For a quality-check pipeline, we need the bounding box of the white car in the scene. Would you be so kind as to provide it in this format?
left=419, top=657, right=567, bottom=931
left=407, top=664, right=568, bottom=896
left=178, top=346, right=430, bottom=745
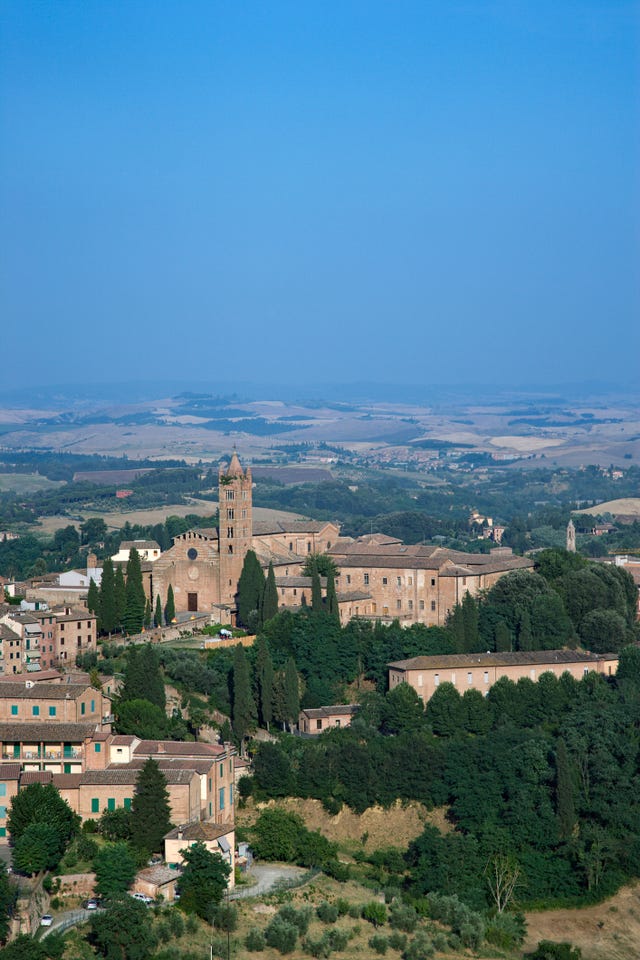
left=40, top=915, right=53, bottom=927
left=131, top=892, right=154, bottom=904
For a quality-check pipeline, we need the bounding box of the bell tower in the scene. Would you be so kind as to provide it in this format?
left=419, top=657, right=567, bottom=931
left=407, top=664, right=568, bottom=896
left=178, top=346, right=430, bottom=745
left=218, top=452, right=253, bottom=608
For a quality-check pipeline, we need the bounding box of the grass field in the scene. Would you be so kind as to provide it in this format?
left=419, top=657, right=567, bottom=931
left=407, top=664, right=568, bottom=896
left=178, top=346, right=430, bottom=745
left=0, top=472, right=64, bottom=493
left=575, top=498, right=640, bottom=516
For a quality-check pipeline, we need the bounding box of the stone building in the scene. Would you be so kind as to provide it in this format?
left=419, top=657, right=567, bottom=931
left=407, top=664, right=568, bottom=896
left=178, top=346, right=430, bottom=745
left=388, top=649, right=619, bottom=703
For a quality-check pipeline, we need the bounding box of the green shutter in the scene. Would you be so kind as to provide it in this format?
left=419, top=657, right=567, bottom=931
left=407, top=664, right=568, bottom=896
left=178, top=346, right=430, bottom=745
left=10, top=705, right=17, bottom=716
left=107, top=798, right=116, bottom=811
left=64, top=763, right=72, bottom=774
left=49, top=706, right=56, bottom=717
left=124, top=798, right=131, bottom=810
left=91, top=798, right=100, bottom=813
left=95, top=743, right=101, bottom=753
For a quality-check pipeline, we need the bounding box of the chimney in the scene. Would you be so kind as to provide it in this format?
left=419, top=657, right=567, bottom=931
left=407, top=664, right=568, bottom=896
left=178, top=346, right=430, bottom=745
left=177, top=828, right=183, bottom=841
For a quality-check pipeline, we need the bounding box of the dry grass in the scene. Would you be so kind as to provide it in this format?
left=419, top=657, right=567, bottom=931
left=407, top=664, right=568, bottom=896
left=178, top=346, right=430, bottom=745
left=574, top=498, right=640, bottom=516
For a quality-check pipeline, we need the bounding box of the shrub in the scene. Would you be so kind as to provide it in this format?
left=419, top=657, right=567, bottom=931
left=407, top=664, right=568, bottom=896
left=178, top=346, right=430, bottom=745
left=316, top=901, right=339, bottom=924
left=245, top=928, right=266, bottom=951
left=323, top=859, right=350, bottom=882
left=265, top=917, right=299, bottom=953
left=167, top=909, right=185, bottom=938
left=363, top=902, right=387, bottom=927
left=485, top=911, right=527, bottom=949
left=348, top=904, right=362, bottom=919
left=326, top=928, right=348, bottom=951
left=388, top=932, right=408, bottom=951
left=335, top=898, right=350, bottom=916
left=277, top=904, right=312, bottom=936
left=213, top=903, right=238, bottom=932
left=369, top=934, right=389, bottom=954
left=403, top=932, right=435, bottom=960
left=321, top=796, right=342, bottom=816
left=303, top=934, right=332, bottom=958
left=526, top=942, right=582, bottom=960
left=389, top=902, right=418, bottom=933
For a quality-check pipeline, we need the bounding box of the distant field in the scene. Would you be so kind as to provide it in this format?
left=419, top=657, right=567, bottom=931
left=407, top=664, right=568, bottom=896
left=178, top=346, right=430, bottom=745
left=0, top=472, right=64, bottom=493
left=35, top=499, right=306, bottom=535
left=575, top=498, right=640, bottom=516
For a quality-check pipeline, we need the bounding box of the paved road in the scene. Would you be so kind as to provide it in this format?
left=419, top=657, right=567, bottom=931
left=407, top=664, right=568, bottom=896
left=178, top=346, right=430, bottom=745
left=41, top=907, right=102, bottom=938
left=231, top=864, right=307, bottom=899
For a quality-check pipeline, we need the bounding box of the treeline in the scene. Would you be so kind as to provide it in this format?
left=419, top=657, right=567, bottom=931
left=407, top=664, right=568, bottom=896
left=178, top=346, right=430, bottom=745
left=246, top=647, right=640, bottom=909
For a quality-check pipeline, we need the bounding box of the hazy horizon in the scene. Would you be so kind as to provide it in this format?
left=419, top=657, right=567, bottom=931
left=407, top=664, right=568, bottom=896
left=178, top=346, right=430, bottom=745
left=2, top=1, right=638, bottom=391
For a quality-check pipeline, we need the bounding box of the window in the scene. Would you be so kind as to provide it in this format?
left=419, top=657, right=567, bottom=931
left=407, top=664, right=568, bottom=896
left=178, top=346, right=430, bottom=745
left=227, top=508, right=234, bottom=520
left=382, top=577, right=388, bottom=585
left=316, top=719, right=322, bottom=730
left=10, top=705, right=17, bottom=716
left=208, top=778, right=212, bottom=792
left=484, top=671, right=489, bottom=684
left=225, top=490, right=234, bottom=501
left=49, top=706, right=56, bottom=717
left=434, top=674, right=439, bottom=687
left=229, top=760, right=233, bottom=774
left=408, top=577, right=413, bottom=586
left=229, top=784, right=234, bottom=806
left=462, top=577, right=467, bottom=586
left=0, top=784, right=5, bottom=797
left=419, top=600, right=425, bottom=610
left=346, top=575, right=351, bottom=585
left=91, top=798, right=100, bottom=813
left=219, top=763, right=224, bottom=778
left=408, top=600, right=413, bottom=610
left=227, top=527, right=234, bottom=538
left=396, top=600, right=401, bottom=610
left=467, top=672, right=473, bottom=684
left=397, top=576, right=402, bottom=586
left=81, top=702, right=85, bottom=715
left=530, top=669, right=536, bottom=680
left=90, top=700, right=95, bottom=712
left=107, top=798, right=116, bottom=811
left=32, top=706, right=40, bottom=717
left=242, top=490, right=248, bottom=500
left=241, top=509, right=247, bottom=519
left=95, top=743, right=101, bottom=753
left=124, top=798, right=131, bottom=810
left=418, top=674, right=423, bottom=687
left=363, top=573, right=369, bottom=585
left=0, top=807, right=6, bottom=819
left=307, top=542, right=311, bottom=552
left=431, top=601, right=436, bottom=611
left=219, top=787, right=225, bottom=811
left=431, top=578, right=436, bottom=587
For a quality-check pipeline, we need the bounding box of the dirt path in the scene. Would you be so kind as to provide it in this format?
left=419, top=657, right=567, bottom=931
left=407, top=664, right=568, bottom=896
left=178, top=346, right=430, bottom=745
left=524, top=883, right=640, bottom=960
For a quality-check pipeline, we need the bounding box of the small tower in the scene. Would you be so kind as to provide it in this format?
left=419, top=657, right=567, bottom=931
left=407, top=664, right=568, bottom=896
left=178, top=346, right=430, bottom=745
left=566, top=518, right=576, bottom=553
left=218, top=452, right=253, bottom=607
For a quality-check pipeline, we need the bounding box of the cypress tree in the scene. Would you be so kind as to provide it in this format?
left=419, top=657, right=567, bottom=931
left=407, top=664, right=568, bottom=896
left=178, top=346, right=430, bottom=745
left=154, top=594, right=163, bottom=628
left=555, top=737, right=575, bottom=841
left=237, top=550, right=265, bottom=629
left=143, top=597, right=152, bottom=629
left=121, top=644, right=165, bottom=709
left=300, top=591, right=307, bottom=607
left=326, top=569, right=339, bottom=620
left=449, top=604, right=466, bottom=652
left=87, top=577, right=100, bottom=622
left=461, top=591, right=479, bottom=652
left=164, top=584, right=175, bottom=624
left=131, top=758, right=172, bottom=856
left=283, top=657, right=300, bottom=731
left=517, top=609, right=533, bottom=651
left=262, top=562, right=279, bottom=624
left=124, top=548, right=146, bottom=635
left=232, top=644, right=257, bottom=745
left=495, top=620, right=511, bottom=652
left=255, top=637, right=274, bottom=729
left=99, top=559, right=116, bottom=635
left=114, top=566, right=126, bottom=632
left=311, top=567, right=323, bottom=613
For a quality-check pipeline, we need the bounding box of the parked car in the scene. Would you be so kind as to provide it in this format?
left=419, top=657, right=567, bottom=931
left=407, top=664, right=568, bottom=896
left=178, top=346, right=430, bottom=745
left=84, top=899, right=99, bottom=910
left=40, top=915, right=53, bottom=927
left=131, top=892, right=154, bottom=904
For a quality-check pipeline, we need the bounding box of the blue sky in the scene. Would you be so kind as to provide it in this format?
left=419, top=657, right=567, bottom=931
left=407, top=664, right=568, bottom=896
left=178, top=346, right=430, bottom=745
left=1, top=1, right=638, bottom=391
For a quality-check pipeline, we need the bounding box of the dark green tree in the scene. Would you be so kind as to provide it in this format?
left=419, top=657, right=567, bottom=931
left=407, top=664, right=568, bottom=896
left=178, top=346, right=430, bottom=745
left=81, top=517, right=108, bottom=545
left=99, top=558, right=116, bottom=634
left=7, top=782, right=79, bottom=848
left=301, top=554, right=338, bottom=578
left=237, top=550, right=265, bottom=630
left=177, top=841, right=231, bottom=920
left=461, top=591, right=480, bottom=652
left=114, top=565, right=126, bottom=631
left=232, top=643, right=257, bottom=743
left=255, top=636, right=274, bottom=729
left=262, top=562, right=279, bottom=623
left=326, top=568, right=339, bottom=619
left=13, top=823, right=63, bottom=875
left=0, top=862, right=14, bottom=944
left=94, top=841, right=136, bottom=898
left=311, top=567, right=323, bottom=613
left=555, top=737, right=575, bottom=842
left=124, top=547, right=146, bottom=634
left=517, top=608, right=533, bottom=651
left=120, top=644, right=165, bottom=709
left=90, top=897, right=156, bottom=960
left=131, top=759, right=173, bottom=856
left=154, top=594, right=163, bottom=628
left=382, top=683, right=425, bottom=735
left=283, top=657, right=300, bottom=731
left=164, top=583, right=175, bottom=624
left=143, top=597, right=152, bottom=629
left=115, top=699, right=168, bottom=739
left=495, top=619, right=512, bottom=652
left=87, top=577, right=100, bottom=620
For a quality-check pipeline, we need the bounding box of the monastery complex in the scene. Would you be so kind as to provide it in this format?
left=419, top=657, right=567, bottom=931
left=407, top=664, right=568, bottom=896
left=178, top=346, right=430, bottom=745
left=148, top=453, right=533, bottom=627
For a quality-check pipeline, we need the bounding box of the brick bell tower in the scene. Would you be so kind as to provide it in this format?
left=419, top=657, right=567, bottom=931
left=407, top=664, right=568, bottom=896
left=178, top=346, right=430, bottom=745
left=218, top=451, right=253, bottom=609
